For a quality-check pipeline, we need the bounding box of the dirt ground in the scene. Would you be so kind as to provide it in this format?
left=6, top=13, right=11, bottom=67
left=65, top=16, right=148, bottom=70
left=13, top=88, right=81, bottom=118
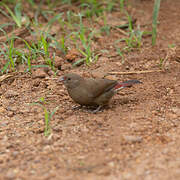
left=0, top=0, right=180, bottom=179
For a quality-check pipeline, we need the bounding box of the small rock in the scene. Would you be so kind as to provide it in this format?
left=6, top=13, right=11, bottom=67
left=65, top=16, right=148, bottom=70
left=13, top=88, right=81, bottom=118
left=7, top=111, right=14, bottom=117
left=43, top=145, right=51, bottom=152
left=96, top=167, right=111, bottom=175
left=43, top=67, right=50, bottom=73
left=32, top=79, right=41, bottom=87
left=56, top=49, right=63, bottom=57
left=65, top=48, right=79, bottom=62
left=123, top=135, right=142, bottom=143
left=48, top=47, right=56, bottom=57
left=1, top=120, right=8, bottom=127
left=108, top=161, right=115, bottom=167
left=167, top=112, right=178, bottom=119
left=164, top=61, right=170, bottom=70
left=12, top=151, right=19, bottom=158
left=53, top=125, right=62, bottom=133
left=4, top=90, right=19, bottom=98
left=54, top=56, right=63, bottom=69
left=98, top=56, right=109, bottom=62
left=171, top=107, right=180, bottom=116
left=123, top=172, right=133, bottom=179
left=32, top=68, right=47, bottom=78
left=48, top=70, right=54, bottom=76
left=0, top=107, right=5, bottom=113
left=7, top=106, right=18, bottom=112
left=105, top=75, right=117, bottom=80
left=61, top=63, right=72, bottom=71
left=92, top=71, right=105, bottom=78
left=17, top=64, right=26, bottom=72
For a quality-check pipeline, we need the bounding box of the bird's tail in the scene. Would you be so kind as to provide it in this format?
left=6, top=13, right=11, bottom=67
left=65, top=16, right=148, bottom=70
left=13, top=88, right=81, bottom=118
left=114, top=80, right=142, bottom=91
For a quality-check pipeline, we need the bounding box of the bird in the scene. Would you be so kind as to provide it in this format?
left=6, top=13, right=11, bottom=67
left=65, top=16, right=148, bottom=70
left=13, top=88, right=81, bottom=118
left=59, top=73, right=142, bottom=112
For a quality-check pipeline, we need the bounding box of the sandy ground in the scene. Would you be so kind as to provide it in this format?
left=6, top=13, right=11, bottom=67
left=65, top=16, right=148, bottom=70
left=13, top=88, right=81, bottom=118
left=0, top=0, right=180, bottom=179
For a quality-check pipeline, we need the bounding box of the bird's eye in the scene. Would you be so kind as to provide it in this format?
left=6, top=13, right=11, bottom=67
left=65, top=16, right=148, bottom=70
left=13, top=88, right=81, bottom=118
left=67, top=77, right=71, bottom=80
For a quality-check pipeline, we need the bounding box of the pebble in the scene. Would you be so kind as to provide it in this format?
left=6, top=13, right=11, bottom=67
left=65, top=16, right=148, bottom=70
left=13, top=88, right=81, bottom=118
left=7, top=111, right=14, bottom=117
left=4, top=90, right=19, bottom=98
left=12, top=151, right=19, bottom=158
left=65, top=48, right=79, bottom=62
left=123, top=135, right=142, bottom=143
left=98, top=56, right=109, bottom=62
left=61, top=63, right=72, bottom=71
left=171, top=107, right=180, bottom=116
left=92, top=71, right=105, bottom=78
left=54, top=56, right=63, bottom=69
left=32, top=68, right=47, bottom=78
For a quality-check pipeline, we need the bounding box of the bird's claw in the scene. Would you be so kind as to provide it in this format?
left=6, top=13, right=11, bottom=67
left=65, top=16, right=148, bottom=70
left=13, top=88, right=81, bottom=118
left=71, top=105, right=83, bottom=110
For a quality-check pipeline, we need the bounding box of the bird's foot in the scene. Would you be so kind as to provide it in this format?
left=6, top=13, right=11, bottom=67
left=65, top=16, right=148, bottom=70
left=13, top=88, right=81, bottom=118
left=71, top=105, right=104, bottom=113
left=93, top=105, right=103, bottom=113
left=86, top=105, right=103, bottom=114
left=71, top=105, right=83, bottom=110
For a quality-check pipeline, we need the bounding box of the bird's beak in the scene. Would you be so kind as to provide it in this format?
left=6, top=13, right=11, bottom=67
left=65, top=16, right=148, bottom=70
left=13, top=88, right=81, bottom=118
left=58, top=76, right=65, bottom=82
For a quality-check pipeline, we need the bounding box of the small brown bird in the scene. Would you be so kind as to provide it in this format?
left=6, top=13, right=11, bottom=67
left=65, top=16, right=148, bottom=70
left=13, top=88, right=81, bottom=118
left=59, top=73, right=142, bottom=112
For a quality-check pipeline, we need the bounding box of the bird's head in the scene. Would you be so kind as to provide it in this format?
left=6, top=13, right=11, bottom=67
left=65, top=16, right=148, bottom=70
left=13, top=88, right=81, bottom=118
left=59, top=73, right=83, bottom=89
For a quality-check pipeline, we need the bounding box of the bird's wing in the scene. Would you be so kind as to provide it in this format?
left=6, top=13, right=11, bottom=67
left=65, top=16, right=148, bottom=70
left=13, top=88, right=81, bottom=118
left=83, top=78, right=117, bottom=98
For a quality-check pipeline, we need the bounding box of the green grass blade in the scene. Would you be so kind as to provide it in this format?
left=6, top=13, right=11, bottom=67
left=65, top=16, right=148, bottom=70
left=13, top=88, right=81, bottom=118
left=14, top=2, right=22, bottom=24
left=120, top=0, right=125, bottom=11
left=125, top=11, right=133, bottom=32
left=152, top=0, right=161, bottom=46
left=0, top=2, right=22, bottom=28
left=44, top=108, right=50, bottom=136
left=46, top=13, right=63, bottom=29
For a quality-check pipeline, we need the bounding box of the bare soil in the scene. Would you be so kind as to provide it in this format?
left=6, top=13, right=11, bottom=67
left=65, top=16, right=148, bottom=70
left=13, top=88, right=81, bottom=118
left=0, top=0, right=180, bottom=179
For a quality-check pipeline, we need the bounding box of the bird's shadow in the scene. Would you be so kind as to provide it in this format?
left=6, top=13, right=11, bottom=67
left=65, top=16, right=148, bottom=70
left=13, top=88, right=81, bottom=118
left=71, top=105, right=103, bottom=113
left=70, top=97, right=138, bottom=113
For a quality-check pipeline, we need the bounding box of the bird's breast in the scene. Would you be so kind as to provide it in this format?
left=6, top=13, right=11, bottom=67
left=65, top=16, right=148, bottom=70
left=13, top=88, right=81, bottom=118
left=67, top=87, right=95, bottom=106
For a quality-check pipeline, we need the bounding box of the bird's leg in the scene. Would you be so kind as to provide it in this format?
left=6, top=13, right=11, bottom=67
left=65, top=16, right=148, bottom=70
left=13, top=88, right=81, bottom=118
left=71, top=104, right=83, bottom=110
left=92, top=105, right=103, bottom=113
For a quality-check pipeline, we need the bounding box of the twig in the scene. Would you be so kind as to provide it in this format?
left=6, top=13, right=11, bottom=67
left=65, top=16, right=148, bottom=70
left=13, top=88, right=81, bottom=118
left=108, top=70, right=163, bottom=75
left=0, top=74, right=14, bottom=82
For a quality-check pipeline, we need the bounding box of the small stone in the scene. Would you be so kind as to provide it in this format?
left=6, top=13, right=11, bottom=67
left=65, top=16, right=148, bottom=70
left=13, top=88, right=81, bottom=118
left=54, top=56, right=63, bottom=69
left=65, top=48, right=79, bottom=62
left=48, top=47, right=56, bottom=58
left=96, top=167, right=111, bottom=175
left=98, top=56, right=109, bottom=62
left=33, top=79, right=41, bottom=87
left=167, top=112, right=178, bottom=119
left=12, top=151, right=19, bottom=158
left=0, top=107, right=5, bottom=113
left=43, top=145, right=51, bottom=152
left=108, top=161, right=115, bottom=167
left=171, top=107, right=180, bottom=116
left=48, top=70, right=54, bottom=76
left=7, top=111, right=14, bottom=117
left=4, top=90, right=19, bottom=98
left=123, top=135, right=142, bottom=143
left=92, top=71, right=105, bottom=78
left=32, top=68, right=47, bottom=78
left=105, top=75, right=117, bottom=80
left=1, top=120, right=8, bottom=127
left=7, top=106, right=17, bottom=112
left=61, top=63, right=72, bottom=71
left=43, top=67, right=50, bottom=73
